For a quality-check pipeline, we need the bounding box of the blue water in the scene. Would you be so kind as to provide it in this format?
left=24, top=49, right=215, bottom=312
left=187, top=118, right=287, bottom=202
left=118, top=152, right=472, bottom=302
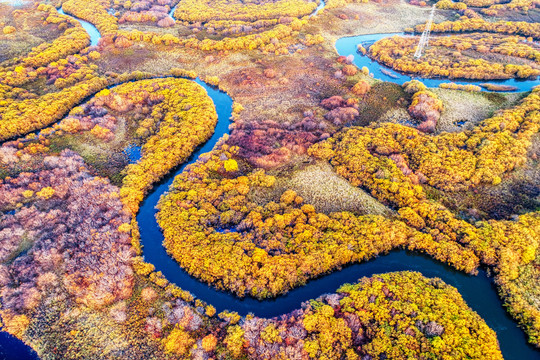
left=123, top=144, right=142, bottom=164
left=133, top=79, right=539, bottom=359
left=310, top=0, right=325, bottom=17
left=168, top=2, right=177, bottom=18
left=57, top=8, right=101, bottom=46
left=0, top=331, right=39, bottom=360
left=335, top=33, right=540, bottom=92
left=2, top=3, right=539, bottom=359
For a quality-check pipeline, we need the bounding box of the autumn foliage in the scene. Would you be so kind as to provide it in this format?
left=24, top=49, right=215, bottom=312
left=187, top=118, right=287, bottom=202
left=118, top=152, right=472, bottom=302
left=0, top=77, right=108, bottom=141
left=369, top=32, right=540, bottom=80
left=119, top=78, right=218, bottom=215
left=156, top=143, right=482, bottom=299
left=0, top=149, right=134, bottom=325
left=226, top=272, right=502, bottom=359
left=309, top=88, right=540, bottom=346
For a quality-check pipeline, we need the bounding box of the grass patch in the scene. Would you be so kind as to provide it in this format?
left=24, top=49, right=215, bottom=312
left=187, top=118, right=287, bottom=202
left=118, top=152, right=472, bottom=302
left=280, top=161, right=392, bottom=216
left=356, top=82, right=409, bottom=125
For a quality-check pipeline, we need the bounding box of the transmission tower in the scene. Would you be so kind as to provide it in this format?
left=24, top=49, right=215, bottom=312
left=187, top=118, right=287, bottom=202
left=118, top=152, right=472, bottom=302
left=414, top=4, right=436, bottom=59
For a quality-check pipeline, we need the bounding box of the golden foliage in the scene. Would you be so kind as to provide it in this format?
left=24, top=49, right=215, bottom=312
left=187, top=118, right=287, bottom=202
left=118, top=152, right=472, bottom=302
left=309, top=88, right=540, bottom=345
left=2, top=26, right=16, bottom=34
left=62, top=0, right=118, bottom=35
left=201, top=334, right=218, bottom=351
left=36, top=186, right=55, bottom=199
left=157, top=144, right=480, bottom=299
left=0, top=76, right=108, bottom=141
left=118, top=78, right=218, bottom=215
left=163, top=325, right=194, bottom=355
left=1, top=314, right=30, bottom=339
left=369, top=33, right=540, bottom=80
left=336, top=272, right=503, bottom=359
left=225, top=325, right=246, bottom=357
left=173, top=0, right=317, bottom=23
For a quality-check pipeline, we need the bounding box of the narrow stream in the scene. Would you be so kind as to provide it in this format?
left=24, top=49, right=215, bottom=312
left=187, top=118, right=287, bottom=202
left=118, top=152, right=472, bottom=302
left=57, top=8, right=101, bottom=46
left=136, top=81, right=540, bottom=360
left=1, top=2, right=539, bottom=359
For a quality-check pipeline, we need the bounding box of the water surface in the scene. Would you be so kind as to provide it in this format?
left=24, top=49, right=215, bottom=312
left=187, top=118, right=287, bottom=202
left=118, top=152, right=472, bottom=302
left=0, top=331, right=39, bottom=360
left=57, top=8, right=101, bottom=46
left=335, top=33, right=540, bottom=92
left=2, top=5, right=540, bottom=360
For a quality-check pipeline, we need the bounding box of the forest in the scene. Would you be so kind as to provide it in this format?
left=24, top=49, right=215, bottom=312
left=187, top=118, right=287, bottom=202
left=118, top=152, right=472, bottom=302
left=0, top=0, right=539, bottom=358
left=369, top=32, right=540, bottom=80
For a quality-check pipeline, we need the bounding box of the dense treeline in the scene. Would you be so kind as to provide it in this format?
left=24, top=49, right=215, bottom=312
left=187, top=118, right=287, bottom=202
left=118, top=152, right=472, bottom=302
left=439, top=82, right=482, bottom=91
left=62, top=0, right=118, bottom=35
left=0, top=76, right=108, bottom=141
left=173, top=0, right=317, bottom=23
left=311, top=87, right=540, bottom=192
left=19, top=6, right=90, bottom=68
left=333, top=272, right=502, bottom=359
left=414, top=18, right=540, bottom=39
left=309, top=88, right=540, bottom=346
left=157, top=144, right=480, bottom=299
left=0, top=148, right=220, bottom=359
left=465, top=0, right=538, bottom=16
left=41, top=0, right=334, bottom=54
left=103, top=0, right=327, bottom=53
left=113, top=19, right=304, bottom=53
left=497, top=244, right=540, bottom=346
left=369, top=33, right=540, bottom=80
left=0, top=150, right=134, bottom=332
left=119, top=78, right=218, bottom=215
left=216, top=272, right=502, bottom=359
left=0, top=4, right=90, bottom=87
left=2, top=131, right=504, bottom=358
left=441, top=0, right=537, bottom=12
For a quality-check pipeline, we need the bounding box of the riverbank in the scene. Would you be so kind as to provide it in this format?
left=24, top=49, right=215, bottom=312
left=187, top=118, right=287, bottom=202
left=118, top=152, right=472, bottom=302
left=2, top=1, right=540, bottom=359
left=335, top=33, right=540, bottom=92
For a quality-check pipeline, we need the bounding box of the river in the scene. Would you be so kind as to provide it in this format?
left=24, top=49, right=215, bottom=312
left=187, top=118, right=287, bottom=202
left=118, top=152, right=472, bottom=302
left=57, top=8, right=101, bottom=46
left=335, top=33, right=540, bottom=92
left=136, top=82, right=540, bottom=360
left=1, top=1, right=540, bottom=359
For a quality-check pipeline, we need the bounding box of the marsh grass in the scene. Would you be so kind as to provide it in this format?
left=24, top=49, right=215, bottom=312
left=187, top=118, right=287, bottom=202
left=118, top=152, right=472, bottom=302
left=356, top=82, right=410, bottom=125
left=434, top=88, right=522, bottom=133
left=378, top=107, right=416, bottom=127
left=279, top=161, right=392, bottom=216
left=316, top=0, right=450, bottom=41
left=0, top=6, right=65, bottom=64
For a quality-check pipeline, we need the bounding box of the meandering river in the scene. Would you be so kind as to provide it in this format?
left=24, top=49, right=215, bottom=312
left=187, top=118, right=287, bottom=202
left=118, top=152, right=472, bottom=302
left=57, top=8, right=101, bottom=46
left=335, top=33, right=540, bottom=92
left=136, top=81, right=540, bottom=360
left=1, top=1, right=540, bottom=359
